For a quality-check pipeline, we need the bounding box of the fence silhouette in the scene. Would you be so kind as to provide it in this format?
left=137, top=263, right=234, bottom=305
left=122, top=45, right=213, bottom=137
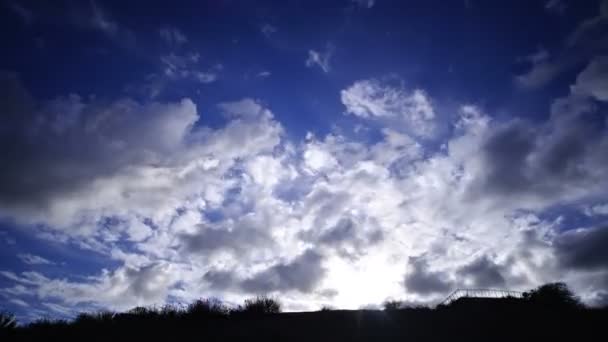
left=440, top=289, right=523, bottom=305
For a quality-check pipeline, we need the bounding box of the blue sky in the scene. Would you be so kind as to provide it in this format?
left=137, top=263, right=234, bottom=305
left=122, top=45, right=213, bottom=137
left=1, top=0, right=608, bottom=322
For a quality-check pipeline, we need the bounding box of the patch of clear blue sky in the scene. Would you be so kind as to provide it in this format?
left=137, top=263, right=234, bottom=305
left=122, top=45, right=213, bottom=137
left=0, top=1, right=598, bottom=137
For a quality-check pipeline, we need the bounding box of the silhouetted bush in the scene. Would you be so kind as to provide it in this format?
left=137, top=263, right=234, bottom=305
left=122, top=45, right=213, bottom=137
left=186, top=298, right=228, bottom=318
left=124, top=306, right=161, bottom=319
left=522, top=282, right=582, bottom=309
left=383, top=300, right=403, bottom=311
left=158, top=304, right=183, bottom=320
left=319, top=305, right=335, bottom=311
left=233, top=295, right=281, bottom=315
left=0, top=311, right=16, bottom=330
left=8, top=284, right=608, bottom=342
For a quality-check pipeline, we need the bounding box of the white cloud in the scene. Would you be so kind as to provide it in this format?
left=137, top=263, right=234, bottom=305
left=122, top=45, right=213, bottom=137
left=10, top=298, right=29, bottom=307
left=572, top=56, right=608, bottom=101
left=1, top=61, right=608, bottom=318
left=141, top=54, right=220, bottom=97
left=306, top=45, right=334, bottom=73
left=341, top=79, right=436, bottom=138
left=2, top=263, right=178, bottom=311
left=584, top=203, right=608, bottom=216
left=517, top=2, right=608, bottom=89
left=257, top=71, right=272, bottom=78
left=17, top=254, right=55, bottom=265
left=515, top=59, right=564, bottom=89
left=160, top=53, right=221, bottom=84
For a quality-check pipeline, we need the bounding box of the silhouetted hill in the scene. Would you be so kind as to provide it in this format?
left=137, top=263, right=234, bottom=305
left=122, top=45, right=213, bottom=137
left=2, top=285, right=607, bottom=341
left=3, top=306, right=607, bottom=342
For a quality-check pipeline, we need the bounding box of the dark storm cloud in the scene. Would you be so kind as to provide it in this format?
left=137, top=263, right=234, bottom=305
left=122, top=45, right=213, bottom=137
left=123, top=263, right=173, bottom=301
left=0, top=72, right=94, bottom=209
left=202, top=250, right=327, bottom=294
left=299, top=216, right=384, bottom=260
left=203, top=269, right=238, bottom=290
left=0, top=72, right=197, bottom=221
left=403, top=256, right=453, bottom=296
left=480, top=121, right=536, bottom=194
left=318, top=217, right=383, bottom=246
left=318, top=217, right=359, bottom=245
left=179, top=224, right=273, bottom=256
left=592, top=291, right=608, bottom=307
left=554, top=226, right=608, bottom=271
left=318, top=288, right=339, bottom=299
left=473, top=107, right=607, bottom=203
left=241, top=249, right=326, bottom=293
left=457, top=255, right=506, bottom=288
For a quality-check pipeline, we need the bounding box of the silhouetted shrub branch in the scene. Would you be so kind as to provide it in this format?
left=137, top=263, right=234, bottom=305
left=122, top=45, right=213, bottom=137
left=0, top=311, right=16, bottom=330
left=232, top=295, right=282, bottom=315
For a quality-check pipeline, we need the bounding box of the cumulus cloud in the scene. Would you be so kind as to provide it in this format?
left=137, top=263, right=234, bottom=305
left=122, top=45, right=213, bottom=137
left=554, top=226, right=608, bottom=271
left=1, top=50, right=608, bottom=317
left=341, top=79, right=436, bottom=138
left=515, top=59, right=565, bottom=89
left=457, top=255, right=506, bottom=288
left=0, top=72, right=200, bottom=231
left=241, top=250, right=326, bottom=293
left=467, top=79, right=608, bottom=209
left=584, top=203, right=608, bottom=216
left=572, top=56, right=608, bottom=101
left=517, top=1, right=608, bottom=89
left=179, top=223, right=274, bottom=258
left=404, top=256, right=453, bottom=296
left=0, top=73, right=283, bottom=250
left=1, top=263, right=177, bottom=311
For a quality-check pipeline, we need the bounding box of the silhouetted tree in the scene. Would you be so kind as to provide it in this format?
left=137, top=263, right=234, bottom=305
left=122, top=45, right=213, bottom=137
left=522, top=282, right=582, bottom=309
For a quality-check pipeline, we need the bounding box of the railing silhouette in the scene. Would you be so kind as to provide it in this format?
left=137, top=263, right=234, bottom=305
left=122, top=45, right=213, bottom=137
left=440, top=288, right=523, bottom=305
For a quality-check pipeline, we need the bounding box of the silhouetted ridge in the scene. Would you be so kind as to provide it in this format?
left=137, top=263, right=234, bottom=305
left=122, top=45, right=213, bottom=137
left=1, top=283, right=606, bottom=341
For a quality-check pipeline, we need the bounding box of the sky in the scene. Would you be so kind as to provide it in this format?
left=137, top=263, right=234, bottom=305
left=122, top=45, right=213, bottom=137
left=1, top=0, right=608, bottom=322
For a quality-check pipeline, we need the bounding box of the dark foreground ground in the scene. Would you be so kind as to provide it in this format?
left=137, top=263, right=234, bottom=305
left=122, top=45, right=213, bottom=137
left=3, top=299, right=607, bottom=342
